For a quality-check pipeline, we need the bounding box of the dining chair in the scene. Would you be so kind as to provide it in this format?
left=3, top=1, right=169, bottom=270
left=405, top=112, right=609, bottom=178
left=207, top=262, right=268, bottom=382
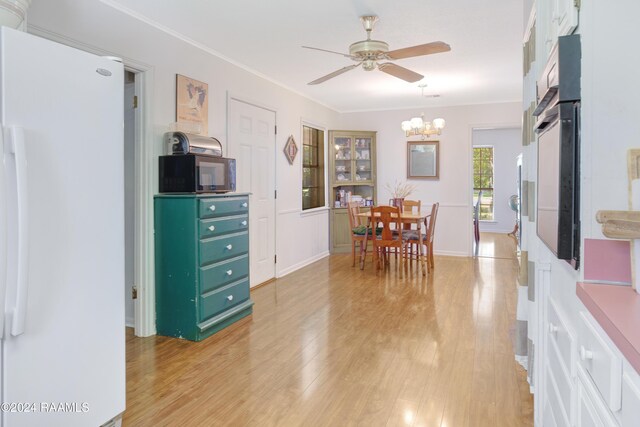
left=473, top=191, right=483, bottom=245
left=347, top=201, right=373, bottom=268
left=402, top=199, right=421, bottom=261
left=403, top=202, right=440, bottom=270
left=371, top=205, right=405, bottom=270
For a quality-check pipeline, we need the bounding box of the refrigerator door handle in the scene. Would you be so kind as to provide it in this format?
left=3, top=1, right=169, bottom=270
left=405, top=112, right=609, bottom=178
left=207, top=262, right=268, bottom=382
left=6, top=127, right=29, bottom=336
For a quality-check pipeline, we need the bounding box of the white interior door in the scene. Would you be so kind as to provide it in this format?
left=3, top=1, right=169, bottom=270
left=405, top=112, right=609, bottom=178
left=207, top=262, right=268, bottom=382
left=228, top=98, right=276, bottom=287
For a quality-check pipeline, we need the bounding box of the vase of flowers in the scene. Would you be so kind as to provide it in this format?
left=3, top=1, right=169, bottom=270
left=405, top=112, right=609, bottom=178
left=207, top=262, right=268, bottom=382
left=385, top=180, right=416, bottom=212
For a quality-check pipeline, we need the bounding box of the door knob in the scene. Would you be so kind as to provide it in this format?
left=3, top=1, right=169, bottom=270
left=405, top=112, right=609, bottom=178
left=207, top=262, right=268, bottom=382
left=242, top=202, right=248, bottom=208
left=241, top=220, right=247, bottom=226
left=209, top=205, right=216, bottom=211
left=226, top=244, right=233, bottom=250
left=227, top=295, right=234, bottom=301
left=226, top=270, right=233, bottom=276
left=549, top=323, right=559, bottom=334
left=208, top=225, right=216, bottom=231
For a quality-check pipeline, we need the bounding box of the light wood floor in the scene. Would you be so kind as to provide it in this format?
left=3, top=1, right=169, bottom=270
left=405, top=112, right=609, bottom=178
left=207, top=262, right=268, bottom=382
left=124, top=254, right=533, bottom=427
left=475, top=232, right=518, bottom=260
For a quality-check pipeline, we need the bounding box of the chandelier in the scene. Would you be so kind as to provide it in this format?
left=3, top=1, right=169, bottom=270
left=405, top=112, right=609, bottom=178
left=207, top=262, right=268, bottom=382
left=401, top=114, right=445, bottom=139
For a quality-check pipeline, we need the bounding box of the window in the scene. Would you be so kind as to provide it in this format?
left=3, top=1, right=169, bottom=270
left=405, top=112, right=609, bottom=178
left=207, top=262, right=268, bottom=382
left=302, top=125, right=325, bottom=210
left=473, top=146, right=494, bottom=220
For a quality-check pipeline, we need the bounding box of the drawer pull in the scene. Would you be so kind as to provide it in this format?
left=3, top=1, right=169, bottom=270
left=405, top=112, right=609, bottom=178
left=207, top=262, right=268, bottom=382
left=208, top=225, right=216, bottom=232
left=241, top=202, right=248, bottom=208
left=209, top=205, right=216, bottom=211
left=226, top=270, right=233, bottom=276
left=226, top=244, right=233, bottom=250
left=549, top=323, right=559, bottom=334
left=227, top=295, right=234, bottom=301
left=580, top=346, right=594, bottom=361
left=241, top=220, right=247, bottom=226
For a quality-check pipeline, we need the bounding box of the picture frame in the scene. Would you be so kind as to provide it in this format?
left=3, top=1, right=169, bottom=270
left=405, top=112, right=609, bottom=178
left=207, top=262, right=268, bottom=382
left=284, top=135, right=298, bottom=165
left=175, top=74, right=209, bottom=135
left=407, top=141, right=439, bottom=179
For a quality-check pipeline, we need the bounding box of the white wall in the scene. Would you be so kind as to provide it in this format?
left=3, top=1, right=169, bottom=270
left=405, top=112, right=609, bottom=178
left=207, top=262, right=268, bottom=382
left=472, top=127, right=521, bottom=233
left=340, top=102, right=521, bottom=256
left=27, top=0, right=339, bottom=283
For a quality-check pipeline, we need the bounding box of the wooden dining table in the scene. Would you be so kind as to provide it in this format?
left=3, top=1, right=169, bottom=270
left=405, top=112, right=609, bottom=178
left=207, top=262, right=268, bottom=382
left=356, top=211, right=431, bottom=275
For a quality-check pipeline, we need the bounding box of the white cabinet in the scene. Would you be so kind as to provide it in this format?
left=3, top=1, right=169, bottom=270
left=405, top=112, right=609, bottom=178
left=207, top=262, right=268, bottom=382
left=553, top=0, right=579, bottom=37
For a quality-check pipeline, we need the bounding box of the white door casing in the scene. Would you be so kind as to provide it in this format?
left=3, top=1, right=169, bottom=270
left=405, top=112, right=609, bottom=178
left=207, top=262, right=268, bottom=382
left=227, top=97, right=276, bottom=287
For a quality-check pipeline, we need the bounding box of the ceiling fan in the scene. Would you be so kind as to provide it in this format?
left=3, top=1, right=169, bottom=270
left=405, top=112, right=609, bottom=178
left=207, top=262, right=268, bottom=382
left=303, top=15, right=451, bottom=85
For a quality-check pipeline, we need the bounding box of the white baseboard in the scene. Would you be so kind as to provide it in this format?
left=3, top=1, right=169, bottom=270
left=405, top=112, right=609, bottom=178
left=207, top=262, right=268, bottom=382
left=433, top=250, right=468, bottom=257
left=277, top=251, right=330, bottom=278
left=479, top=228, right=514, bottom=234
left=125, top=317, right=135, bottom=328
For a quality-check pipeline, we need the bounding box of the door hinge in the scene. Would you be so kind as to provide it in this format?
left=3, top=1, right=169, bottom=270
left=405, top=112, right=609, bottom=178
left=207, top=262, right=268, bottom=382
left=133, top=95, right=138, bottom=109
left=275, top=125, right=277, bottom=135
left=274, top=254, right=277, bottom=264
left=132, top=285, right=138, bottom=300
left=274, top=189, right=277, bottom=199
left=574, top=0, right=581, bottom=9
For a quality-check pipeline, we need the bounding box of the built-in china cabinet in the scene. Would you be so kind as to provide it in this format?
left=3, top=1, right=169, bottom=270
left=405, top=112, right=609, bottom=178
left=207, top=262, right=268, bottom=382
left=329, top=130, right=377, bottom=253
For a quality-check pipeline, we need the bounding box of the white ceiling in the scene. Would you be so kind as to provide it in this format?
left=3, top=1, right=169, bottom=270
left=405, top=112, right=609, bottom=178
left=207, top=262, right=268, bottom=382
left=104, top=0, right=523, bottom=112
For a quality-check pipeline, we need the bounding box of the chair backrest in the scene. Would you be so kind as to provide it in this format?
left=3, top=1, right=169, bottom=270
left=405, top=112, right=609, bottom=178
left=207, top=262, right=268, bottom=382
left=347, top=201, right=361, bottom=229
left=402, top=199, right=421, bottom=215
left=402, top=199, right=421, bottom=230
left=473, top=191, right=483, bottom=222
left=371, top=205, right=402, bottom=243
left=426, top=202, right=440, bottom=244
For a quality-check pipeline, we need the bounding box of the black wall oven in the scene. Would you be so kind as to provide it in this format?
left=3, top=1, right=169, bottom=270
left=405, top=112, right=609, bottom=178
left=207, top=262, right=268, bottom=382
left=534, top=34, right=581, bottom=269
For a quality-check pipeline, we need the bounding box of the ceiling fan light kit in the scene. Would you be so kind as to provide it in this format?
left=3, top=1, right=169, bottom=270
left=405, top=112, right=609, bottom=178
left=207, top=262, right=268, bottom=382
left=304, top=15, right=451, bottom=85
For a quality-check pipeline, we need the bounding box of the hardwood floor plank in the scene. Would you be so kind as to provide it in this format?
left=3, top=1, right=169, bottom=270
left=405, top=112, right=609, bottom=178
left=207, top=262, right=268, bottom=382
left=123, top=254, right=533, bottom=426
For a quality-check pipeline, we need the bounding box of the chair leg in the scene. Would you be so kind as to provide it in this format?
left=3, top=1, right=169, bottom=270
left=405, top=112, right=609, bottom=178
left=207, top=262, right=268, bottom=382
left=352, top=240, right=356, bottom=267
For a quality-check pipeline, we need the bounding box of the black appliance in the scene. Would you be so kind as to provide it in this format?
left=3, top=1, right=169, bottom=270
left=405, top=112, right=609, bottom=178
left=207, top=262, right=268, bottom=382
left=533, top=34, right=581, bottom=269
left=159, top=154, right=236, bottom=193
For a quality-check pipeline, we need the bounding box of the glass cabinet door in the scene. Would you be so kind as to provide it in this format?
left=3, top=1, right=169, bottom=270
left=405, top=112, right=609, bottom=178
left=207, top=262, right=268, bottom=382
left=334, top=136, right=352, bottom=183
left=353, top=137, right=373, bottom=183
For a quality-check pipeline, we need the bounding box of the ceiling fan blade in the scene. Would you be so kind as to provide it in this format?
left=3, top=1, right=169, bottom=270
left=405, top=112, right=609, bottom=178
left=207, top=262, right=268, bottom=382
left=386, top=41, right=451, bottom=60
left=302, top=46, right=354, bottom=59
left=308, top=64, right=360, bottom=85
left=378, top=63, right=423, bottom=83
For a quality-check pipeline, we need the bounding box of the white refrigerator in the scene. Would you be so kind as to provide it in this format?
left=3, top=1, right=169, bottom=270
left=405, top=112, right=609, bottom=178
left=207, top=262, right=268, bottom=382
left=0, top=27, right=125, bottom=426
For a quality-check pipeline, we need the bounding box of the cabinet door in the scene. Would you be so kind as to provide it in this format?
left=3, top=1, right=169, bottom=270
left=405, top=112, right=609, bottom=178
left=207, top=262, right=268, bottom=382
left=331, top=210, right=352, bottom=252
left=333, top=136, right=352, bottom=184
left=554, top=0, right=578, bottom=37
left=353, top=135, right=374, bottom=184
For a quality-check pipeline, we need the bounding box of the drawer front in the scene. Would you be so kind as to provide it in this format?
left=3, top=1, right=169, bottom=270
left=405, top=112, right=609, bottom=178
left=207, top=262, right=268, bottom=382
left=199, top=232, right=249, bottom=265
left=546, top=366, right=571, bottom=427
left=620, top=372, right=640, bottom=426
left=548, top=340, right=575, bottom=425
left=199, top=279, right=250, bottom=321
left=199, top=255, right=249, bottom=294
left=548, top=298, right=577, bottom=378
left=199, top=197, right=249, bottom=219
left=578, top=380, right=604, bottom=427
left=199, top=215, right=249, bottom=239
left=543, top=400, right=559, bottom=427
left=579, top=311, right=623, bottom=412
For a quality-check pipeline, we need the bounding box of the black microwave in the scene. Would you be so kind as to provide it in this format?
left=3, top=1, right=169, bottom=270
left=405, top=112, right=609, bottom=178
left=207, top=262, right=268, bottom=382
left=159, top=154, right=236, bottom=193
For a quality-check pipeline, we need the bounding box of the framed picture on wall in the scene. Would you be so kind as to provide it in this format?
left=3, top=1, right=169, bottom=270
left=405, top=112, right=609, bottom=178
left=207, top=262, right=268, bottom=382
left=407, top=141, right=439, bottom=179
left=176, top=74, right=209, bottom=135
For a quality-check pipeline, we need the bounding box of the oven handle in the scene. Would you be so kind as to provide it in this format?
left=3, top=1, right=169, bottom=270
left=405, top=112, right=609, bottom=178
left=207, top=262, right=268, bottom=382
left=534, top=104, right=560, bottom=133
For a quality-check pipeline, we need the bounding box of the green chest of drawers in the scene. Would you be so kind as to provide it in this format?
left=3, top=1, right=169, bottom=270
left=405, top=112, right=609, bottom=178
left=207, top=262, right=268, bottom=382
left=154, top=193, right=253, bottom=341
